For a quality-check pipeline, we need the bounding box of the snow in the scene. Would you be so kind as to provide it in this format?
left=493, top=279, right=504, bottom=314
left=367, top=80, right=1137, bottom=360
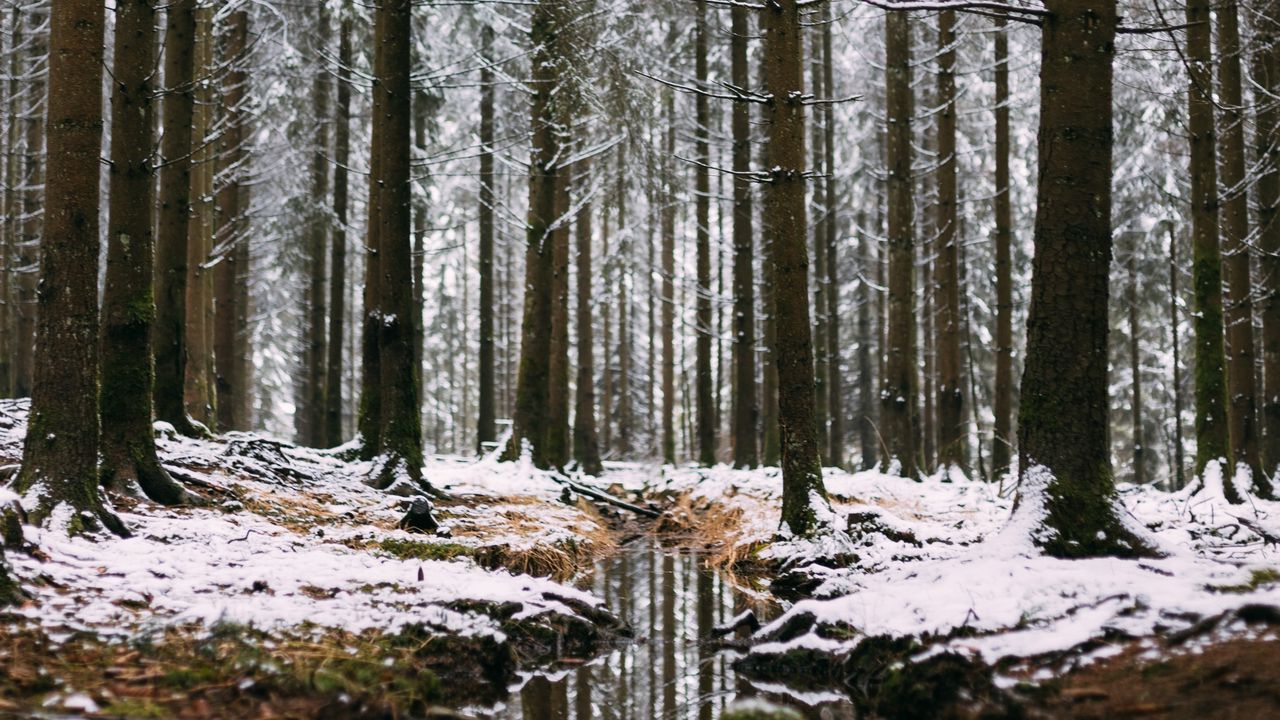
left=0, top=400, right=607, bottom=646
left=624, top=459, right=1280, bottom=676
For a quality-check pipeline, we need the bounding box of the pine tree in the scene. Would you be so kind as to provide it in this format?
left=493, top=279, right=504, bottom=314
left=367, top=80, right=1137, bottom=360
left=934, top=9, right=964, bottom=474
left=1257, top=0, right=1280, bottom=478
left=15, top=0, right=123, bottom=532
left=762, top=0, right=828, bottom=536
left=100, top=0, right=191, bottom=506
left=214, top=9, right=249, bottom=432
left=326, top=10, right=353, bottom=447
left=1017, top=0, right=1153, bottom=558
left=301, top=5, right=333, bottom=447
left=477, top=22, right=497, bottom=453
left=694, top=0, right=715, bottom=467
left=730, top=4, right=757, bottom=469
left=154, top=0, right=199, bottom=436
left=881, top=9, right=918, bottom=477
left=991, top=13, right=1014, bottom=480
left=183, top=5, right=216, bottom=429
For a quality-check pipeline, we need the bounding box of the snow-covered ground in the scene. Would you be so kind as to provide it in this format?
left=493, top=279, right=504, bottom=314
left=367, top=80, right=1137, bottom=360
left=0, top=401, right=611, bottom=648
left=618, top=460, right=1280, bottom=676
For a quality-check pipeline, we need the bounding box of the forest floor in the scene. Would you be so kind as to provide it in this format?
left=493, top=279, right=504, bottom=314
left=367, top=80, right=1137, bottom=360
left=0, top=402, right=1277, bottom=718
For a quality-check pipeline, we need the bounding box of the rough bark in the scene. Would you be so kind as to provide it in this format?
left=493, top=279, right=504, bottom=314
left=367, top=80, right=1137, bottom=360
left=301, top=5, right=332, bottom=447
left=662, top=85, right=676, bottom=465
left=810, top=21, right=829, bottom=465
left=358, top=10, right=384, bottom=458
left=369, top=0, right=425, bottom=490
left=763, top=0, right=828, bottom=536
left=1017, top=0, right=1153, bottom=559
left=100, top=0, right=190, bottom=507
left=1186, top=0, right=1231, bottom=480
left=573, top=162, right=603, bottom=475
left=215, top=10, right=248, bottom=432
left=857, top=212, right=877, bottom=470
left=822, top=10, right=842, bottom=468
left=694, top=0, right=715, bottom=466
left=1217, top=1, right=1267, bottom=494
left=1169, top=224, right=1187, bottom=490
left=477, top=22, right=496, bottom=453
left=881, top=9, right=919, bottom=477
left=183, top=6, right=216, bottom=430
left=546, top=151, right=571, bottom=469
left=991, top=13, right=1014, bottom=480
left=935, top=9, right=965, bottom=474
left=16, top=0, right=124, bottom=533
left=504, top=0, right=560, bottom=469
left=13, top=14, right=43, bottom=400
left=1258, top=1, right=1280, bottom=480
left=730, top=5, right=757, bottom=469
left=154, top=0, right=198, bottom=436
left=326, top=11, right=352, bottom=447
left=1128, top=241, right=1145, bottom=486
left=0, top=5, right=18, bottom=399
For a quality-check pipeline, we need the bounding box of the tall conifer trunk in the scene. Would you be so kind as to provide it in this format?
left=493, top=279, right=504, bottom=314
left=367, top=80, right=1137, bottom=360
left=1017, top=0, right=1153, bottom=558
left=326, top=11, right=352, bottom=447
left=100, top=0, right=190, bottom=506
left=16, top=0, right=123, bottom=532
left=477, top=23, right=497, bottom=453
left=215, top=10, right=249, bottom=432
left=730, top=5, right=757, bottom=469
left=763, top=0, right=828, bottom=536
left=154, top=0, right=198, bottom=436
left=991, top=13, right=1014, bottom=480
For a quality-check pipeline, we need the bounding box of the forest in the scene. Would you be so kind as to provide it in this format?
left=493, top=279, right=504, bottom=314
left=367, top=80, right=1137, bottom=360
left=0, top=0, right=1279, bottom=718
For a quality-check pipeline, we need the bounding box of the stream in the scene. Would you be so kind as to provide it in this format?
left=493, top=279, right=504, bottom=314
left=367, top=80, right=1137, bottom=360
left=472, top=541, right=856, bottom=719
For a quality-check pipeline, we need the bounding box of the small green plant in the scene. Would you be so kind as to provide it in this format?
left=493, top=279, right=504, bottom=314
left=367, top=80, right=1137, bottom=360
left=378, top=538, right=473, bottom=561
left=1209, top=567, right=1280, bottom=594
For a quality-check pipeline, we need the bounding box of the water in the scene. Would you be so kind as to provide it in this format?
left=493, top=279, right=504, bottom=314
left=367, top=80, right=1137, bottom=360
left=474, top=541, right=856, bottom=719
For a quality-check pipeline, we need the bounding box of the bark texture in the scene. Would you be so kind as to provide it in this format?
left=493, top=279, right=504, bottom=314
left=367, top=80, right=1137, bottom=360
left=763, top=0, right=828, bottom=536
left=1017, top=0, right=1153, bottom=558
left=730, top=5, right=757, bottom=469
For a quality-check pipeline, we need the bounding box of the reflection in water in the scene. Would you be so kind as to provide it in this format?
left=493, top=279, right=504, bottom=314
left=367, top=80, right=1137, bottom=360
left=481, top=542, right=855, bottom=719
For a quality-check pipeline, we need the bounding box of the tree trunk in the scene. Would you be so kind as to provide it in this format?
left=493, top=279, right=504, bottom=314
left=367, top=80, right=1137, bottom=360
left=215, top=9, right=248, bottom=432
left=326, top=11, right=352, bottom=447
left=1186, top=0, right=1232, bottom=483
left=100, top=0, right=191, bottom=506
left=358, top=10, right=384, bottom=458
left=1017, top=0, right=1152, bottom=559
left=1168, top=223, right=1187, bottom=489
left=763, top=0, right=828, bottom=536
left=935, top=9, right=964, bottom=474
left=760, top=33, right=780, bottom=469
left=154, top=0, right=198, bottom=436
left=730, top=5, right=757, bottom=469
left=1217, top=1, right=1268, bottom=494
left=504, top=0, right=560, bottom=469
left=573, top=159, right=603, bottom=475
left=301, top=5, right=332, bottom=447
left=0, top=4, right=18, bottom=399
left=881, top=9, right=918, bottom=477
left=810, top=23, right=830, bottom=466
left=694, top=0, right=715, bottom=466
left=1257, top=1, right=1280, bottom=480
left=181, top=6, right=216, bottom=430
left=857, top=212, right=877, bottom=470
left=13, top=14, right=43, bottom=400
left=546, top=150, right=571, bottom=468
left=991, top=13, right=1014, bottom=480
left=16, top=0, right=123, bottom=532
left=477, top=22, right=496, bottom=452
left=368, top=0, right=424, bottom=490
left=822, top=10, right=842, bottom=468
left=1127, top=241, right=1145, bottom=486
left=662, top=83, right=677, bottom=465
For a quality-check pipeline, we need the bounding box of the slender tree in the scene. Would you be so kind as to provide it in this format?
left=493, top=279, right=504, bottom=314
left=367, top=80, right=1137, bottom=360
left=301, top=5, right=333, bottom=447
left=504, top=0, right=561, bottom=468
left=1186, top=0, right=1231, bottom=482
left=662, top=83, right=677, bottom=465
left=369, top=0, right=425, bottom=489
left=762, top=0, right=828, bottom=536
left=694, top=0, right=715, bottom=466
left=154, top=0, right=198, bottom=436
left=1128, top=238, right=1145, bottom=486
left=822, top=9, right=842, bottom=468
left=477, top=22, right=497, bottom=453
left=214, top=9, right=249, bottom=432
left=811, top=19, right=830, bottom=465
left=1017, top=0, right=1153, bottom=558
left=935, top=9, right=964, bottom=474
left=358, top=9, right=385, bottom=458
left=881, top=9, right=918, bottom=477
left=1257, top=0, right=1280, bottom=478
left=573, top=160, right=604, bottom=475
left=546, top=149, right=571, bottom=468
left=730, top=5, right=757, bottom=468
left=856, top=212, right=877, bottom=469
left=325, top=10, right=353, bottom=447
left=991, top=13, right=1014, bottom=480
left=13, top=13, right=43, bottom=399
left=100, top=0, right=191, bottom=506
left=1217, top=0, right=1267, bottom=494
left=15, top=0, right=123, bottom=531
left=183, top=6, right=216, bottom=429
